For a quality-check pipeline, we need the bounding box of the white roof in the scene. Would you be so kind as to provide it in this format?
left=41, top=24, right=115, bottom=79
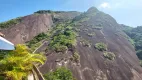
left=0, top=37, right=15, bottom=50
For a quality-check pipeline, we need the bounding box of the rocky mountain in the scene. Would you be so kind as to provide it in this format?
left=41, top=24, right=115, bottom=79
left=0, top=11, right=81, bottom=44
left=1, top=7, right=142, bottom=80
left=0, top=14, right=53, bottom=44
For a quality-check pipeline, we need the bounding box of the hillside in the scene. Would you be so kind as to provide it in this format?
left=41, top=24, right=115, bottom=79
left=0, top=14, right=53, bottom=44
left=0, top=11, right=81, bottom=44
left=1, top=7, right=142, bottom=80
left=121, top=25, right=142, bottom=60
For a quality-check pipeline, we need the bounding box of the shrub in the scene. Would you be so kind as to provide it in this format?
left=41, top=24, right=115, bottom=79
left=53, top=44, right=68, bottom=52
left=140, top=60, right=142, bottom=67
left=66, top=26, right=73, bottom=30
left=80, top=39, right=91, bottom=47
left=95, top=43, right=107, bottom=51
left=73, top=52, right=80, bottom=63
left=44, top=67, right=74, bottom=80
left=103, top=52, right=116, bottom=60
left=85, top=43, right=91, bottom=47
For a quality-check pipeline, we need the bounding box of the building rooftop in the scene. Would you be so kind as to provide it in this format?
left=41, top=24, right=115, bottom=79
left=0, top=32, right=14, bottom=50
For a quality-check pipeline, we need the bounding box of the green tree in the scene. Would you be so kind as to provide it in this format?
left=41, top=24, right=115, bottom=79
left=44, top=67, right=74, bottom=80
left=0, top=44, right=46, bottom=80
left=123, top=26, right=142, bottom=60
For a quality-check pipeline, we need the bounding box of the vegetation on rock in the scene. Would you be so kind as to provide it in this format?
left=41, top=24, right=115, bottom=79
left=44, top=67, right=74, bottom=80
left=87, top=32, right=96, bottom=37
left=34, top=10, right=54, bottom=14
left=34, top=10, right=65, bottom=14
left=92, top=26, right=103, bottom=30
left=81, top=39, right=91, bottom=47
left=26, top=32, right=48, bottom=51
left=91, top=24, right=103, bottom=30
left=140, top=60, right=142, bottom=67
left=73, top=7, right=98, bottom=23
left=73, top=28, right=80, bottom=32
left=70, top=52, right=80, bottom=63
left=103, top=52, right=116, bottom=60
left=0, top=17, right=21, bottom=29
left=49, top=23, right=77, bottom=52
left=95, top=42, right=107, bottom=51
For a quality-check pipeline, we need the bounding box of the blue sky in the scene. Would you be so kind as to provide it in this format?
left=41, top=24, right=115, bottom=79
left=0, top=0, right=142, bottom=27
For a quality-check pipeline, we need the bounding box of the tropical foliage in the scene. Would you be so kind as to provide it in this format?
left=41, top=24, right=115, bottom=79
left=0, top=44, right=46, bottom=80
left=123, top=26, right=142, bottom=60
left=44, top=67, right=74, bottom=80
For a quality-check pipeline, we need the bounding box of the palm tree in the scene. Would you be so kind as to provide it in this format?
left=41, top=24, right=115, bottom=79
left=0, top=44, right=46, bottom=80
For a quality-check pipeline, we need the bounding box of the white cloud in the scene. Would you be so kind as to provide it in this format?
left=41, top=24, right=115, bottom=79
left=99, top=2, right=111, bottom=9
left=98, top=0, right=142, bottom=10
